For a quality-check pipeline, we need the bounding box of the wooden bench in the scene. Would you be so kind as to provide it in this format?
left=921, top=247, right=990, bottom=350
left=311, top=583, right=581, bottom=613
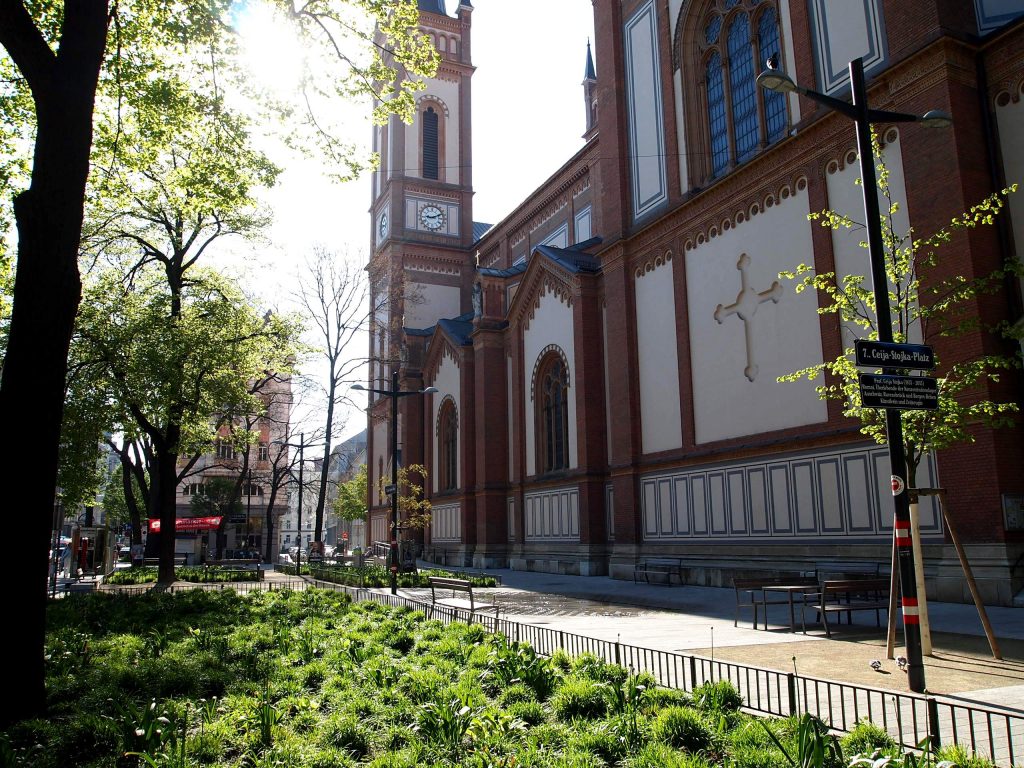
left=633, top=558, right=685, bottom=586
left=802, top=578, right=889, bottom=637
left=427, top=576, right=498, bottom=618
left=733, top=575, right=819, bottom=629
left=205, top=558, right=264, bottom=580
left=142, top=556, right=188, bottom=568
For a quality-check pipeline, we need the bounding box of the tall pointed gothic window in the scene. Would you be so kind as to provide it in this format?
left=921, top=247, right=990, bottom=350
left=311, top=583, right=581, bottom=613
left=536, top=353, right=570, bottom=473
left=686, top=1, right=787, bottom=179
left=422, top=107, right=439, bottom=180
left=438, top=398, right=458, bottom=491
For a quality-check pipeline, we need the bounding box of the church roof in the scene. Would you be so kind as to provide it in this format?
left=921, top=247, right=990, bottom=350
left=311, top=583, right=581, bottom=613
left=472, top=221, right=493, bottom=242
left=533, top=239, right=603, bottom=274
left=405, top=311, right=475, bottom=345
left=419, top=0, right=447, bottom=15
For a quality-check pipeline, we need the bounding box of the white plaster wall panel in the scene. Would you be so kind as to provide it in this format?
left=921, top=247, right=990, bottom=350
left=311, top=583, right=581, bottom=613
left=709, top=473, right=727, bottom=534
left=674, top=477, right=689, bottom=534
left=748, top=468, right=769, bottom=534
left=405, top=282, right=461, bottom=331
left=574, top=206, right=593, bottom=243
left=727, top=470, right=746, bottom=533
left=686, top=186, right=827, bottom=444
left=430, top=352, right=461, bottom=493
left=624, top=1, right=668, bottom=219
left=643, top=481, right=658, bottom=536
left=431, top=503, right=461, bottom=541
left=844, top=454, right=873, bottom=532
left=975, top=0, right=1024, bottom=33
left=524, top=486, right=580, bottom=540
left=769, top=464, right=792, bottom=533
left=405, top=81, right=460, bottom=181
left=668, top=0, right=683, bottom=32
left=659, top=478, right=673, bottom=533
left=818, top=458, right=843, bottom=532
left=523, top=288, right=578, bottom=476
left=995, top=96, right=1024, bottom=305
left=639, top=445, right=940, bottom=540
left=371, top=515, right=387, bottom=543
left=635, top=259, right=684, bottom=453
left=808, top=0, right=887, bottom=94
left=542, top=224, right=569, bottom=248
left=826, top=135, right=917, bottom=349
left=691, top=476, right=708, bottom=534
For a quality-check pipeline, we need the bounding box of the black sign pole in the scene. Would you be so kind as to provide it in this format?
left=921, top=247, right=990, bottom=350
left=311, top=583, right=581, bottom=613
left=852, top=58, right=926, bottom=693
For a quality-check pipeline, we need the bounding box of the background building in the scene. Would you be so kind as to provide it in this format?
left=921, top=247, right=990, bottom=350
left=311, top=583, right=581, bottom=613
left=367, top=0, right=1024, bottom=604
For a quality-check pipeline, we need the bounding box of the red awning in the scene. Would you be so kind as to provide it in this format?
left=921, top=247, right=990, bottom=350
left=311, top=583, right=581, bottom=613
left=147, top=516, right=223, bottom=534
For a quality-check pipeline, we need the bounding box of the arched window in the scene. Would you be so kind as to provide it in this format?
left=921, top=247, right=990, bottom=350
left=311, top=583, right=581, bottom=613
left=437, top=398, right=458, bottom=491
left=422, top=106, right=439, bottom=180
left=680, top=1, right=787, bottom=181
left=536, top=353, right=570, bottom=473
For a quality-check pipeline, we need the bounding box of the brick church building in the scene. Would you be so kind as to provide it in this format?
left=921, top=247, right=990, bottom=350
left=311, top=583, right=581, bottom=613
left=366, top=0, right=1024, bottom=604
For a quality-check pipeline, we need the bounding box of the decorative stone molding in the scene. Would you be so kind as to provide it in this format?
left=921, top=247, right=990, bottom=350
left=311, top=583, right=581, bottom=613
left=682, top=174, right=808, bottom=252
left=529, top=344, right=571, bottom=402
left=633, top=249, right=673, bottom=279
left=423, top=333, right=461, bottom=382
left=434, top=394, right=458, bottom=436
left=416, top=94, right=451, bottom=117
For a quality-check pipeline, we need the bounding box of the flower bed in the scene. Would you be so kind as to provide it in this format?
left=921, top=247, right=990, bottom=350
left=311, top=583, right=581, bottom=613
left=5, top=588, right=990, bottom=767
left=104, top=565, right=259, bottom=585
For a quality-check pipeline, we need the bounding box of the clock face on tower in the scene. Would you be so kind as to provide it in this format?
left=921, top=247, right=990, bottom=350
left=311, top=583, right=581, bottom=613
left=378, top=211, right=388, bottom=238
left=419, top=204, right=445, bottom=231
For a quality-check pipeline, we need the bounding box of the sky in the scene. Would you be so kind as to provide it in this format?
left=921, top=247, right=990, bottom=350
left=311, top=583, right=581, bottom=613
left=233, top=0, right=597, bottom=442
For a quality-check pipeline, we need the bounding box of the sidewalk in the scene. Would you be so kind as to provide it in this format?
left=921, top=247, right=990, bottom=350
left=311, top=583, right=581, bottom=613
left=407, top=568, right=1024, bottom=711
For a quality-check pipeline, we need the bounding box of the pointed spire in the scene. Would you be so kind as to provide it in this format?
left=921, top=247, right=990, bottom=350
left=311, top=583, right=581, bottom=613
left=583, top=39, right=596, bottom=82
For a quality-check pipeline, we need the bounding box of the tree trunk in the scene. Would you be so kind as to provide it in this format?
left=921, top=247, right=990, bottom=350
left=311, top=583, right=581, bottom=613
left=0, top=1, right=109, bottom=727
left=154, top=430, right=181, bottom=584
left=314, top=393, right=336, bottom=543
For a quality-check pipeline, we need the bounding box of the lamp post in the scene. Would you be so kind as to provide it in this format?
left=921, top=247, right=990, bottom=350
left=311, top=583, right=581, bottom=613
left=245, top=466, right=252, bottom=554
left=757, top=57, right=950, bottom=694
left=353, top=371, right=437, bottom=594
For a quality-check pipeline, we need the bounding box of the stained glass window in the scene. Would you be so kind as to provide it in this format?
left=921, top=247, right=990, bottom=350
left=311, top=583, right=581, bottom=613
left=538, top=355, right=569, bottom=473
left=727, top=14, right=758, bottom=162
left=758, top=8, right=787, bottom=141
left=699, top=1, right=787, bottom=178
left=706, top=52, right=729, bottom=176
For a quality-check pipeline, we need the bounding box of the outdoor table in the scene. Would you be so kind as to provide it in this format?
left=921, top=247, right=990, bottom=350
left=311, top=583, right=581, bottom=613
left=760, top=583, right=820, bottom=631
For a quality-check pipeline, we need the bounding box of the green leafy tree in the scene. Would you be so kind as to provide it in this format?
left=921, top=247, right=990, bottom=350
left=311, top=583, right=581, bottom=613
left=334, top=463, right=368, bottom=522
left=0, top=0, right=435, bottom=724
left=378, top=464, right=432, bottom=533
left=779, top=143, right=1019, bottom=487
left=189, top=476, right=243, bottom=519
left=70, top=265, right=303, bottom=584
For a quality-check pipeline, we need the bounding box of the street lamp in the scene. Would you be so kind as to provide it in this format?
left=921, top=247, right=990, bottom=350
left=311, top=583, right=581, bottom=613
left=758, top=56, right=950, bottom=693
left=352, top=371, right=437, bottom=594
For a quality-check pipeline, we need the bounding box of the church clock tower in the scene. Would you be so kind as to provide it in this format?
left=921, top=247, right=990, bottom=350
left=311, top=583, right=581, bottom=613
left=367, top=0, right=476, bottom=546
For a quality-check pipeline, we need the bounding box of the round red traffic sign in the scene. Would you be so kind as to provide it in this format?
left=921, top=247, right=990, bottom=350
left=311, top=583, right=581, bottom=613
left=891, top=475, right=905, bottom=495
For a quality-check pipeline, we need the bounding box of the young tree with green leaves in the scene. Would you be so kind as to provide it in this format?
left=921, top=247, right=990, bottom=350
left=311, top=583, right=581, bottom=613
left=334, top=462, right=368, bottom=522
left=780, top=151, right=1019, bottom=488
left=70, top=266, right=303, bottom=584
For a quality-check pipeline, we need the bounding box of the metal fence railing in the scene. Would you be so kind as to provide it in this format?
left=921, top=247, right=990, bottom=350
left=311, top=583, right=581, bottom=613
left=67, top=575, right=1021, bottom=766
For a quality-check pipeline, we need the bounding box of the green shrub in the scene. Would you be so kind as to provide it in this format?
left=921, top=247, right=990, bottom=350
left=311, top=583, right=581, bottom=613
left=568, top=723, right=626, bottom=764
left=642, top=687, right=692, bottom=713
left=507, top=700, right=547, bottom=726
left=934, top=744, right=998, bottom=767
left=499, top=683, right=537, bottom=706
left=571, top=652, right=627, bottom=684
left=692, top=680, right=743, bottom=712
left=321, top=713, right=370, bottom=758
left=551, top=678, right=608, bottom=722
left=622, top=742, right=714, bottom=768
left=841, top=719, right=899, bottom=757
left=652, top=706, right=714, bottom=752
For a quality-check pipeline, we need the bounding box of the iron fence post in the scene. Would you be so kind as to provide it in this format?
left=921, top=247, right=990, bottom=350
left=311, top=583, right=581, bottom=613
left=787, top=672, right=798, bottom=716
left=926, top=697, right=941, bottom=752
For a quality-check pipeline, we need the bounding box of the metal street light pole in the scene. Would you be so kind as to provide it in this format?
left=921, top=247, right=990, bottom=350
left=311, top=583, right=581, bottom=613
left=245, top=466, right=252, bottom=553
left=297, top=433, right=304, bottom=573
left=353, top=372, right=437, bottom=595
left=758, top=57, right=950, bottom=693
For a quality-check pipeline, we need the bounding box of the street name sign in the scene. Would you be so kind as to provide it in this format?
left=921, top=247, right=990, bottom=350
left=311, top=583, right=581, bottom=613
left=858, top=373, right=938, bottom=410
left=855, top=340, right=934, bottom=370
